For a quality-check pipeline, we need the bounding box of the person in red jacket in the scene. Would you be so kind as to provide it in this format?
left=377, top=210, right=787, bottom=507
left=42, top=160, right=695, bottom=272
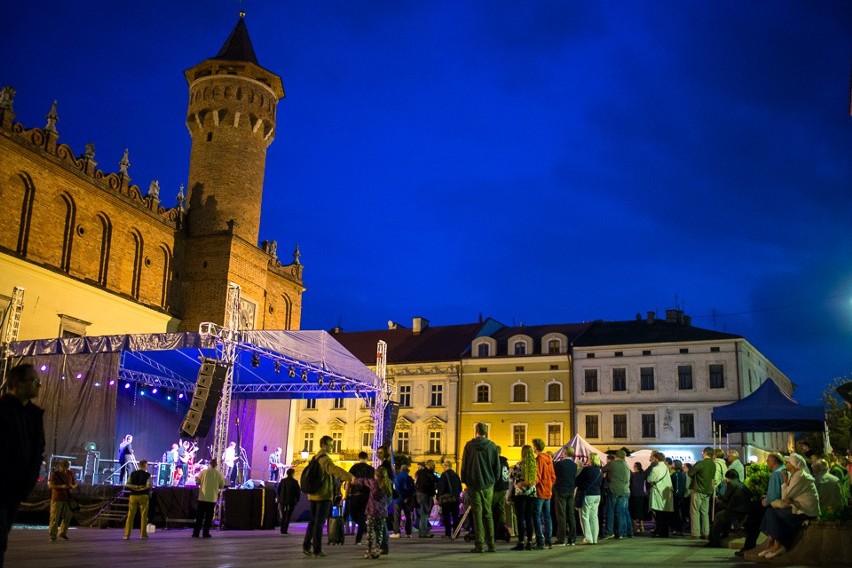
left=532, top=438, right=555, bottom=549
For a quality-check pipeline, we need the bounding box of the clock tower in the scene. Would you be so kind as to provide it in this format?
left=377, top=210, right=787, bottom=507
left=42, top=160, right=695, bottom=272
left=176, top=15, right=304, bottom=331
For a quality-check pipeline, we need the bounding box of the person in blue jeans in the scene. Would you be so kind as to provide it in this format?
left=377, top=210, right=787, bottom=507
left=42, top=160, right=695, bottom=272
left=609, top=450, right=633, bottom=538
left=532, top=438, right=555, bottom=549
left=414, top=460, right=437, bottom=537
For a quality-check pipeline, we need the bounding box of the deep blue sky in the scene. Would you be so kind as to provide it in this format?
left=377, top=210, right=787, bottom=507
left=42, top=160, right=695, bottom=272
left=4, top=2, right=851, bottom=403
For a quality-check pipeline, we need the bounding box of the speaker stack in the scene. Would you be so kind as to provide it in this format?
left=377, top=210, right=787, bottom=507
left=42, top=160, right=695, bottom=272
left=180, top=357, right=229, bottom=438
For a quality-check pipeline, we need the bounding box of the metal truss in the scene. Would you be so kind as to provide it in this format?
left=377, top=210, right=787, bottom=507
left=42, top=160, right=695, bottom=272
left=117, top=368, right=195, bottom=393
left=122, top=350, right=193, bottom=384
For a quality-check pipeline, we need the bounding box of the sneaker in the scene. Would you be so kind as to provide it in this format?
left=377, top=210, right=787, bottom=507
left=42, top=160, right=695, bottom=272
left=363, top=552, right=373, bottom=559
left=122, top=536, right=129, bottom=540
left=389, top=533, right=401, bottom=539
left=59, top=535, right=68, bottom=540
left=303, top=549, right=313, bottom=557
left=202, top=534, right=211, bottom=538
left=49, top=537, right=56, bottom=542
left=470, top=548, right=484, bottom=553
left=314, top=551, right=327, bottom=558
left=192, top=533, right=200, bottom=538
left=487, top=547, right=496, bottom=553
left=405, top=534, right=412, bottom=538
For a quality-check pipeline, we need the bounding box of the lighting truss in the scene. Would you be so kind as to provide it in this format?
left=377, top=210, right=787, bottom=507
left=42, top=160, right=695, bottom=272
left=117, top=368, right=195, bottom=393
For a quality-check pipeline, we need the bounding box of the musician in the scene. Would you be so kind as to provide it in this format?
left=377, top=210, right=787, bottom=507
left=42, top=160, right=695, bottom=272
left=118, top=434, right=134, bottom=484
left=222, top=442, right=237, bottom=487
left=177, top=440, right=198, bottom=486
left=165, top=444, right=179, bottom=486
left=269, top=447, right=283, bottom=482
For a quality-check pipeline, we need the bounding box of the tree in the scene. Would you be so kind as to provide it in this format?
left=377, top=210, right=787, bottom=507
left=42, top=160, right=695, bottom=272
left=823, top=376, right=852, bottom=455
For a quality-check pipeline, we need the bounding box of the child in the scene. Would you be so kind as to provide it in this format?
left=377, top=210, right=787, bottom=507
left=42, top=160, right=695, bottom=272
left=354, top=466, right=393, bottom=559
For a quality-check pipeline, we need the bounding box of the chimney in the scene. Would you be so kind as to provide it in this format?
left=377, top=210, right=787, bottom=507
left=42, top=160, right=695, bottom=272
left=646, top=311, right=655, bottom=324
left=387, top=320, right=398, bottom=330
left=412, top=316, right=429, bottom=335
left=683, top=315, right=692, bottom=326
left=636, top=313, right=642, bottom=321
left=331, top=326, right=342, bottom=334
left=665, top=309, right=680, bottom=323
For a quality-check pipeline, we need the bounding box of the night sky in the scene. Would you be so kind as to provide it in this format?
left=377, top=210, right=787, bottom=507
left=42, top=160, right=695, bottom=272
left=4, top=1, right=851, bottom=403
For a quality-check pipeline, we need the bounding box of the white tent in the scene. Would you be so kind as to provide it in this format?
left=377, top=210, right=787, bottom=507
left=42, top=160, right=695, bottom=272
left=553, top=433, right=608, bottom=462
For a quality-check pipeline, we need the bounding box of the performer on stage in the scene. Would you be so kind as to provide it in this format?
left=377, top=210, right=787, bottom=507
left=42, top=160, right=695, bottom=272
left=222, top=441, right=237, bottom=487
left=165, top=443, right=179, bottom=486
left=118, top=434, right=134, bottom=484
left=177, top=440, right=198, bottom=487
left=269, top=447, right=283, bottom=482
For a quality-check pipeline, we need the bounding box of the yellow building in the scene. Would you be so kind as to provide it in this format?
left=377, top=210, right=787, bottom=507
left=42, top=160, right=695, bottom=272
left=459, top=323, right=591, bottom=463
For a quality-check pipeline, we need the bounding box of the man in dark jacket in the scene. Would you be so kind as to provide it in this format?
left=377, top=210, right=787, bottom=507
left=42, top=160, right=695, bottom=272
left=492, top=448, right=510, bottom=542
left=706, top=469, right=751, bottom=547
left=415, top=460, right=437, bottom=537
left=553, top=447, right=578, bottom=545
left=0, top=363, right=45, bottom=567
left=347, top=452, right=375, bottom=543
left=277, top=468, right=301, bottom=535
left=392, top=464, right=415, bottom=538
left=461, top=422, right=500, bottom=553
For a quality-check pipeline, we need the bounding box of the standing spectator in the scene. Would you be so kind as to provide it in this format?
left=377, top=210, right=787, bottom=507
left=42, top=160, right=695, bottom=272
left=48, top=459, right=77, bottom=541
left=415, top=460, right=437, bottom=538
left=688, top=447, right=716, bottom=539
left=0, top=363, right=45, bottom=566
left=608, top=450, right=631, bottom=539
left=460, top=422, right=500, bottom=553
left=726, top=451, right=745, bottom=483
left=438, top=460, right=462, bottom=538
left=553, top=447, right=578, bottom=546
left=276, top=468, right=301, bottom=535
left=705, top=470, right=751, bottom=547
left=599, top=454, right=615, bottom=538
left=302, top=436, right=354, bottom=558
left=391, top=464, right=415, bottom=538
left=670, top=459, right=687, bottom=535
left=510, top=445, right=537, bottom=550
left=576, top=453, right=603, bottom=544
left=192, top=459, right=225, bottom=538
left=347, top=452, right=375, bottom=544
left=375, top=445, right=395, bottom=555
left=758, top=453, right=820, bottom=559
left=353, top=466, right=393, bottom=559
left=647, top=451, right=674, bottom=538
left=532, top=439, right=555, bottom=549
left=491, top=447, right=510, bottom=542
left=629, top=462, right=648, bottom=533
left=123, top=460, right=152, bottom=540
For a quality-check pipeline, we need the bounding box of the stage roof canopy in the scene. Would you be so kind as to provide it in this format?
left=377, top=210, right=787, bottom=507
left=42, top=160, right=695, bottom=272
left=711, top=379, right=825, bottom=434
left=9, top=328, right=383, bottom=399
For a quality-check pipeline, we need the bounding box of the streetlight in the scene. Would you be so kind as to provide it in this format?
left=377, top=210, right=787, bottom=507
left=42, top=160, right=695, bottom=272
left=301, top=448, right=310, bottom=460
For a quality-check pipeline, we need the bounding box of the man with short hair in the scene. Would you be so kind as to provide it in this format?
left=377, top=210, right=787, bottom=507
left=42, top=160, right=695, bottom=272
left=609, top=450, right=632, bottom=539
left=348, top=451, right=375, bottom=544
left=438, top=460, right=462, bottom=538
left=706, top=469, right=751, bottom=548
left=193, top=459, right=225, bottom=538
left=688, top=447, right=716, bottom=539
left=303, top=435, right=354, bottom=558
left=48, top=459, right=77, bottom=541
left=726, top=450, right=745, bottom=484
left=553, top=446, right=578, bottom=546
left=461, top=422, right=500, bottom=553
left=736, top=452, right=784, bottom=556
left=124, top=460, right=152, bottom=540
left=415, top=460, right=437, bottom=538
left=277, top=468, right=301, bottom=535
left=812, top=459, right=845, bottom=512
left=392, top=464, right=415, bottom=539
left=0, top=363, right=45, bottom=565
left=222, top=441, right=237, bottom=486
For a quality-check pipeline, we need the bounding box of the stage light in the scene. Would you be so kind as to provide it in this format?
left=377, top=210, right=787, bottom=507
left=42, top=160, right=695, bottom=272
left=152, top=388, right=158, bottom=394
left=317, top=375, right=324, bottom=386
left=75, top=373, right=83, bottom=379
left=124, top=383, right=131, bottom=389
left=109, top=380, right=116, bottom=386
left=167, top=395, right=172, bottom=401
left=329, top=379, right=335, bottom=390
left=94, top=382, right=101, bottom=387
left=251, top=353, right=260, bottom=367
left=288, top=366, right=296, bottom=378
left=140, top=390, right=146, bottom=396
left=61, top=375, right=66, bottom=381
left=274, top=361, right=281, bottom=374
left=340, top=384, right=346, bottom=393
left=178, top=393, right=185, bottom=399
left=40, top=364, right=48, bottom=372
left=301, top=369, right=308, bottom=382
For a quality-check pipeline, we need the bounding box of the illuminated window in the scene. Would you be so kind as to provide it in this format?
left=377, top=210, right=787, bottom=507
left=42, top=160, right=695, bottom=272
left=547, top=423, right=562, bottom=447
left=362, top=432, right=374, bottom=448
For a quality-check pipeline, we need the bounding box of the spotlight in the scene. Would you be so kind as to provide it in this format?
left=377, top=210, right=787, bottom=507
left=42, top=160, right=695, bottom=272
left=301, top=370, right=308, bottom=382
left=251, top=353, right=260, bottom=368
left=109, top=380, right=116, bottom=386
left=124, top=383, right=131, bottom=389
left=40, top=364, right=48, bottom=372
left=317, top=375, right=324, bottom=387
left=94, top=382, right=101, bottom=388
left=167, top=395, right=172, bottom=401
left=329, top=379, right=335, bottom=390
left=178, top=393, right=185, bottom=399
left=274, top=361, right=281, bottom=374
left=340, top=384, right=346, bottom=393
left=289, top=366, right=296, bottom=378
left=75, top=373, right=83, bottom=379
left=140, top=390, right=146, bottom=396
left=152, top=388, right=158, bottom=394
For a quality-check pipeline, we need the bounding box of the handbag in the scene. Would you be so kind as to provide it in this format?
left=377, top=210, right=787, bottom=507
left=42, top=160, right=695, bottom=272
left=68, top=496, right=81, bottom=513
left=438, top=493, right=459, bottom=506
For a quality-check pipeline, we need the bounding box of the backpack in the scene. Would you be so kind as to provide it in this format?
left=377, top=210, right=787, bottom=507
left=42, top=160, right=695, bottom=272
left=494, top=457, right=510, bottom=492
left=300, top=456, right=324, bottom=494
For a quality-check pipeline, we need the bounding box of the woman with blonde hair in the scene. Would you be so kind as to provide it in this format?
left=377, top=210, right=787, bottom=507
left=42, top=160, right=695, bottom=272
left=576, top=453, right=603, bottom=544
left=510, top=445, right=537, bottom=550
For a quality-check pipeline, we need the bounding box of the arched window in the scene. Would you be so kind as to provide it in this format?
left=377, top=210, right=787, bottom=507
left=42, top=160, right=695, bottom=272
left=476, top=383, right=490, bottom=403
left=477, top=343, right=490, bottom=357
left=512, top=382, right=527, bottom=403
left=159, top=244, right=172, bottom=308
left=60, top=192, right=76, bottom=272
left=548, top=339, right=561, bottom=354
left=97, top=213, right=112, bottom=286
left=513, top=341, right=526, bottom=355
left=546, top=381, right=562, bottom=402
left=130, top=229, right=143, bottom=299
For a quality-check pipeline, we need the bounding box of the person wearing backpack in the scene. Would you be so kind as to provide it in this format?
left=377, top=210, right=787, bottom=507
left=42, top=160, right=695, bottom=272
left=301, top=435, right=353, bottom=558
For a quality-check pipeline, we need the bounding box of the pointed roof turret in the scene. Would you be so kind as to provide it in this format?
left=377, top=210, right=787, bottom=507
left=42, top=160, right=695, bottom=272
left=214, top=15, right=259, bottom=65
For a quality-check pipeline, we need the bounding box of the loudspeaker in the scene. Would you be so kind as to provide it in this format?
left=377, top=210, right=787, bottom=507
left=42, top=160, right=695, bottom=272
left=382, top=401, right=399, bottom=448
left=241, top=479, right=265, bottom=489
left=180, top=358, right=229, bottom=438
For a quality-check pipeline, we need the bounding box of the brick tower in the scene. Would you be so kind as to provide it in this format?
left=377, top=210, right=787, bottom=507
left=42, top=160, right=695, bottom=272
left=177, top=15, right=303, bottom=331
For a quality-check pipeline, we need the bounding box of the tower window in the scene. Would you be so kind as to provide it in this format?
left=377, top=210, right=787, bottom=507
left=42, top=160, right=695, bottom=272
left=207, top=132, right=213, bottom=142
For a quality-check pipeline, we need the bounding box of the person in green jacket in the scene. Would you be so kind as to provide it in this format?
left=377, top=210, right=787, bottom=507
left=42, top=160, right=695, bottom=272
left=608, top=450, right=632, bottom=538
left=461, top=422, right=501, bottom=553
left=303, top=435, right=353, bottom=557
left=688, top=447, right=717, bottom=539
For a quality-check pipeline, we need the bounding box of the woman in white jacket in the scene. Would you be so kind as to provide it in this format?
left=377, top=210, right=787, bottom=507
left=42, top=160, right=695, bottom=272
left=646, top=451, right=674, bottom=537
left=758, top=453, right=820, bottom=559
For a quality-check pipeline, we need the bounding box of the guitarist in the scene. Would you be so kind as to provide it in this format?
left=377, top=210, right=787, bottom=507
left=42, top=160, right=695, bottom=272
left=269, top=447, right=284, bottom=482
left=177, top=440, right=198, bottom=487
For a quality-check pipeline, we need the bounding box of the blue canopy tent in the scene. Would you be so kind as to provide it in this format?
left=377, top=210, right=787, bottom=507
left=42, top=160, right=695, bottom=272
left=6, top=329, right=385, bottom=481
left=711, top=379, right=825, bottom=435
